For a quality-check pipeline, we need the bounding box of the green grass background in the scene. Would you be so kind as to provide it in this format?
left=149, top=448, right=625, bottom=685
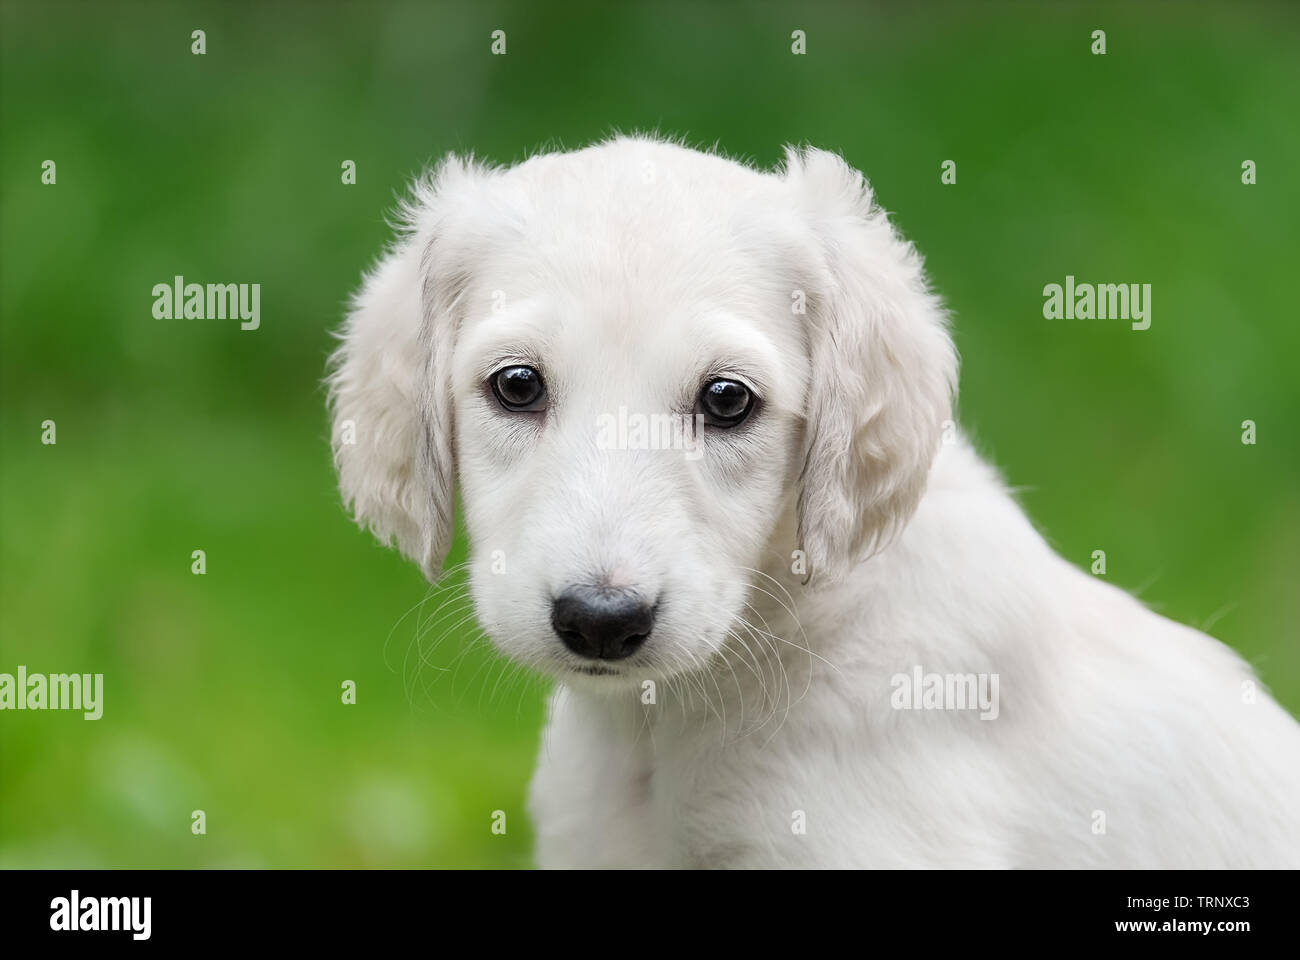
left=1, top=0, right=1297, bottom=868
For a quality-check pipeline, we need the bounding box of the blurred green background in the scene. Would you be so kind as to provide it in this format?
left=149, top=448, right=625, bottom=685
left=2, top=0, right=1297, bottom=868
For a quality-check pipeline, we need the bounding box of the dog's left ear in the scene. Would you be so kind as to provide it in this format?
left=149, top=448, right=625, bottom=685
left=326, top=157, right=487, bottom=582
left=785, top=147, right=958, bottom=582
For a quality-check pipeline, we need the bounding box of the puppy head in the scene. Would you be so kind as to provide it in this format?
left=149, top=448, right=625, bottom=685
left=328, top=137, right=955, bottom=686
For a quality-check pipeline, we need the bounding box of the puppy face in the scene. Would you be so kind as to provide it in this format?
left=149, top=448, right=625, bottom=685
left=453, top=214, right=807, bottom=683
left=328, top=137, right=956, bottom=688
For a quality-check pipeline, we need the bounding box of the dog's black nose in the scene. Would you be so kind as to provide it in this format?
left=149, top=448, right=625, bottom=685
left=551, top=586, right=654, bottom=661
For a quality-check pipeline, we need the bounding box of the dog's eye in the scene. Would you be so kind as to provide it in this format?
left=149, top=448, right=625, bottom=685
left=698, top=378, right=754, bottom=427
left=490, top=365, right=547, bottom=412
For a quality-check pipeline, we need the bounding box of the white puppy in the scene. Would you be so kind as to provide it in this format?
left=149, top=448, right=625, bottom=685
left=328, top=136, right=1300, bottom=868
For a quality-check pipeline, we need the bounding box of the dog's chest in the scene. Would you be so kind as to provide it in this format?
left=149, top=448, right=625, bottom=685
left=639, top=707, right=867, bottom=868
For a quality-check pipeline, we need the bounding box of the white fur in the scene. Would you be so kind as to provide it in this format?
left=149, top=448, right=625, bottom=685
left=329, top=136, right=1300, bottom=868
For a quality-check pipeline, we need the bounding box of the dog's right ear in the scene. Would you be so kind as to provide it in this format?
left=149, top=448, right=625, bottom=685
left=326, top=158, right=485, bottom=582
left=784, top=147, right=958, bottom=582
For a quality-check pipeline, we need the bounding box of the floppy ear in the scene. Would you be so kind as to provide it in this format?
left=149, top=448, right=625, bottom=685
left=785, top=147, right=958, bottom=582
left=326, top=159, right=480, bottom=582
